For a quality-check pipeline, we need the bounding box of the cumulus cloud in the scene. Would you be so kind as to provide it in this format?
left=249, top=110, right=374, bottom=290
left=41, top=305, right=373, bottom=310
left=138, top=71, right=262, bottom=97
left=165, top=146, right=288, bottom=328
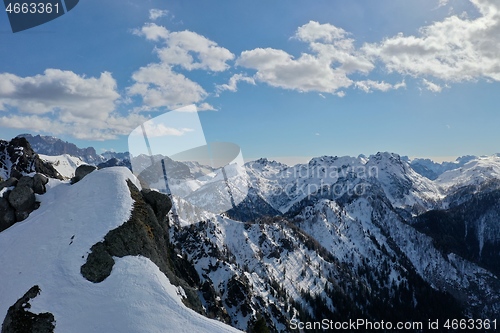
left=133, top=22, right=169, bottom=41
left=236, top=21, right=374, bottom=94
left=134, top=23, right=234, bottom=72
left=0, top=70, right=146, bottom=140
left=0, top=69, right=119, bottom=117
left=149, top=9, right=169, bottom=21
left=237, top=47, right=354, bottom=93
left=236, top=2, right=500, bottom=95
left=128, top=64, right=208, bottom=110
left=363, top=0, right=500, bottom=82
left=130, top=23, right=236, bottom=111
left=216, top=74, right=255, bottom=94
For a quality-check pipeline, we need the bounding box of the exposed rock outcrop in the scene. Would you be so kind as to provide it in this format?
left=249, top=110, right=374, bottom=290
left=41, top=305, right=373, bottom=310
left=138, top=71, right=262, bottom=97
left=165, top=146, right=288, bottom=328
left=0, top=198, right=16, bottom=231
left=0, top=137, right=62, bottom=180
left=81, top=180, right=202, bottom=313
left=0, top=173, right=48, bottom=231
left=1, top=285, right=55, bottom=333
left=8, top=186, right=36, bottom=222
left=71, top=165, right=96, bottom=184
left=33, top=174, right=48, bottom=195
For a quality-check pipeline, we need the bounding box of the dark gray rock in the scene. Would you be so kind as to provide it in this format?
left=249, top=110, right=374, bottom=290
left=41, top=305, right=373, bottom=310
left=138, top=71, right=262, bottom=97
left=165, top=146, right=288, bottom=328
left=72, top=165, right=96, bottom=184
left=8, top=186, right=36, bottom=214
left=14, top=211, right=31, bottom=223
left=2, top=190, right=11, bottom=201
left=9, top=169, right=23, bottom=180
left=80, top=243, right=114, bottom=283
left=141, top=188, right=172, bottom=223
left=33, top=174, right=48, bottom=194
left=1, top=285, right=55, bottom=333
left=0, top=197, right=15, bottom=232
left=17, top=176, right=34, bottom=189
left=0, top=178, right=18, bottom=191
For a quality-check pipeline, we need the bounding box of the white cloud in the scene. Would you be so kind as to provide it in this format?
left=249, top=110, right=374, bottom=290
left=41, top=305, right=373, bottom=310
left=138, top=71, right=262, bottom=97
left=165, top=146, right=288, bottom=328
left=149, top=9, right=169, bottom=21
left=0, top=112, right=147, bottom=141
left=197, top=102, right=216, bottom=111
left=295, top=20, right=348, bottom=43
left=355, top=80, right=406, bottom=93
left=157, top=30, right=234, bottom=72
left=172, top=103, right=216, bottom=112
left=130, top=23, right=236, bottom=112
left=0, top=70, right=146, bottom=140
left=236, top=21, right=373, bottom=94
left=363, top=0, right=500, bottom=82
left=128, top=64, right=208, bottom=110
left=133, top=23, right=169, bottom=41
left=134, top=23, right=234, bottom=72
left=0, top=69, right=119, bottom=118
left=216, top=74, right=255, bottom=94
left=237, top=47, right=354, bottom=93
left=235, top=4, right=500, bottom=95
left=142, top=122, right=194, bottom=137
left=437, top=0, right=449, bottom=8
left=422, top=79, right=444, bottom=92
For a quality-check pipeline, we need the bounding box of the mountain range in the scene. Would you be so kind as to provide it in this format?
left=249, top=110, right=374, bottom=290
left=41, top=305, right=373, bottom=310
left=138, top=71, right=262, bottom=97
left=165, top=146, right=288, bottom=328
left=1, top=135, right=500, bottom=332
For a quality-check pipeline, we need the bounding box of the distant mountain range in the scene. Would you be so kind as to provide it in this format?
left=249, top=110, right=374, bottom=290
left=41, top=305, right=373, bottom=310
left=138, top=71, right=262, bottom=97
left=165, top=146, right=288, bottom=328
left=2, top=134, right=500, bottom=332
left=16, top=133, right=500, bottom=181
left=17, top=134, right=128, bottom=165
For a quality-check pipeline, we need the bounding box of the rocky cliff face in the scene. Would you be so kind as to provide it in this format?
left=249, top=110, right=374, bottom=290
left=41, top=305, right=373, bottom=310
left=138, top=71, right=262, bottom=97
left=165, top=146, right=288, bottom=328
left=0, top=137, right=62, bottom=180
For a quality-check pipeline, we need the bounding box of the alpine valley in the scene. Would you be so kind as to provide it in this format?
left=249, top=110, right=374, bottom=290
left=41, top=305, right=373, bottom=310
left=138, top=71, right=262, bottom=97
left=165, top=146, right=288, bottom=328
left=1, top=135, right=499, bottom=333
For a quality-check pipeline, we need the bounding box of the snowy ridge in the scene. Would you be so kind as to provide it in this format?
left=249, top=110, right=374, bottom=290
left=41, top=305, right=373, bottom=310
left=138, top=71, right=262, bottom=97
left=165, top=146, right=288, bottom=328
left=0, top=167, right=241, bottom=333
left=245, top=153, right=443, bottom=215
left=436, top=155, right=500, bottom=191
left=39, top=154, right=86, bottom=179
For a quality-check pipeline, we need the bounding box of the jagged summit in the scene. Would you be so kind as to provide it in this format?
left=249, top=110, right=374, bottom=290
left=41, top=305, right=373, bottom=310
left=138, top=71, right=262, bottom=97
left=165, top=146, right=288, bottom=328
left=17, top=134, right=104, bottom=165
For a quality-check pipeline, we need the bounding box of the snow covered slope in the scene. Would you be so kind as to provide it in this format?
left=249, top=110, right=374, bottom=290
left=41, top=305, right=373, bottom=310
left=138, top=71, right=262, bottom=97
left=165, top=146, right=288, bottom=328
left=0, top=167, right=241, bottom=333
left=39, top=154, right=86, bottom=179
left=245, top=153, right=442, bottom=215
left=435, top=155, right=500, bottom=191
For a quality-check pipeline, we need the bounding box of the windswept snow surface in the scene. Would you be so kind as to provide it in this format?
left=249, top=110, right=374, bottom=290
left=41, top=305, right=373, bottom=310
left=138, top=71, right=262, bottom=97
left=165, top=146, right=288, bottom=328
left=0, top=167, right=241, bottom=333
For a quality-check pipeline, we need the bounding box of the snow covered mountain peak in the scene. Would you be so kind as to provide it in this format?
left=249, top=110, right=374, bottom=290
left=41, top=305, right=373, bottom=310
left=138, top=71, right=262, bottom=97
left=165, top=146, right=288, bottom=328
left=436, top=154, right=500, bottom=191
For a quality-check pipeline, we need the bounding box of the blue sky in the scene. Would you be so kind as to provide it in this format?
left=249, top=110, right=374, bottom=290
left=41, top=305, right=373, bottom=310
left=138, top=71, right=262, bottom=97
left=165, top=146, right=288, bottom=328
left=1, top=0, right=499, bottom=163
